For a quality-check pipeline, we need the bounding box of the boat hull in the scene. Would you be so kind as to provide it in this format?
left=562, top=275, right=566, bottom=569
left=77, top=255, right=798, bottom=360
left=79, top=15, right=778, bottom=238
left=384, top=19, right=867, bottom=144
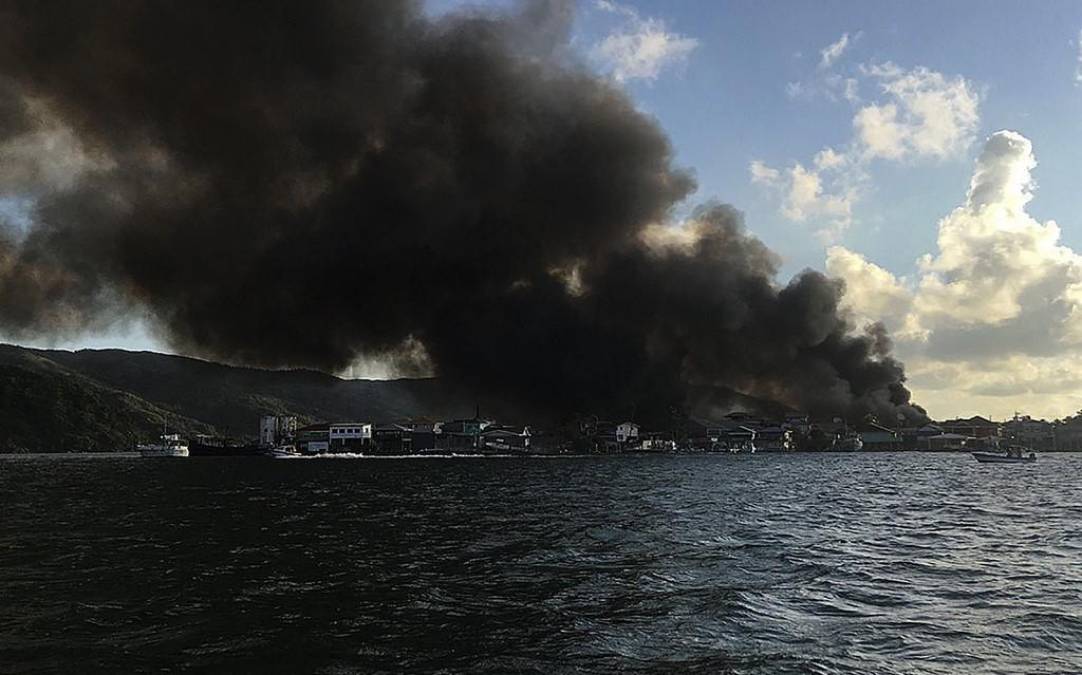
left=139, top=447, right=189, bottom=458
left=138, top=432, right=189, bottom=458
left=972, top=452, right=1035, bottom=464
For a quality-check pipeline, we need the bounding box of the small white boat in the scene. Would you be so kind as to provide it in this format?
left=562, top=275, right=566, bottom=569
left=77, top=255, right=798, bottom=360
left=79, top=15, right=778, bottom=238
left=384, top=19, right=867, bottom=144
left=139, top=433, right=189, bottom=458
left=266, top=445, right=300, bottom=458
left=972, top=451, right=1036, bottom=464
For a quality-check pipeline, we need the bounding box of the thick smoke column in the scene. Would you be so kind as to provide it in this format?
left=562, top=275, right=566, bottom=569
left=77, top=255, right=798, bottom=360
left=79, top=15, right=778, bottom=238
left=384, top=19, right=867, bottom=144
left=0, top=0, right=923, bottom=422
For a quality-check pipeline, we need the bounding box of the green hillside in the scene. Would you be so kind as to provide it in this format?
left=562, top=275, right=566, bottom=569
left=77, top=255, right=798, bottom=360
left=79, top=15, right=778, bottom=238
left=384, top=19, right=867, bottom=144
left=0, top=345, right=512, bottom=451
left=0, top=347, right=212, bottom=452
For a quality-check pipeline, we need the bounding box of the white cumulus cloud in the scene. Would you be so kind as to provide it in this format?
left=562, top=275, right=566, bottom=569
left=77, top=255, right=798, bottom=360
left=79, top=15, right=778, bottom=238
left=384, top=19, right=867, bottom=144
left=828, top=131, right=1082, bottom=419
left=855, top=63, right=981, bottom=162
left=750, top=151, right=858, bottom=241
left=826, top=245, right=913, bottom=329
left=748, top=160, right=780, bottom=184
left=754, top=59, right=981, bottom=241
left=591, top=1, right=698, bottom=83
left=819, top=33, right=852, bottom=69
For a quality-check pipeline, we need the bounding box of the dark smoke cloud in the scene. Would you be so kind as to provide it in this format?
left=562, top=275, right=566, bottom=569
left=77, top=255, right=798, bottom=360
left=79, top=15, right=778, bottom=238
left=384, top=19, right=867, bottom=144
left=0, top=0, right=924, bottom=423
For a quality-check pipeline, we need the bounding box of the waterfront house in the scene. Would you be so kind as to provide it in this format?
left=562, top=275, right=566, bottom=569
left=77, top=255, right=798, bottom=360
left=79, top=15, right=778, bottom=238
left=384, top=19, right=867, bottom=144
left=409, top=419, right=438, bottom=453
left=1003, top=414, right=1055, bottom=451
left=296, top=423, right=330, bottom=454
left=372, top=423, right=413, bottom=454
left=939, top=415, right=1000, bottom=440
left=898, top=423, right=944, bottom=450
left=683, top=418, right=713, bottom=450
left=718, top=424, right=756, bottom=451
left=516, top=427, right=564, bottom=454
left=591, top=421, right=623, bottom=452
left=640, top=430, right=675, bottom=452
left=783, top=413, right=811, bottom=435
left=686, top=417, right=756, bottom=451
left=857, top=422, right=901, bottom=451
left=435, top=417, right=492, bottom=451
left=329, top=422, right=372, bottom=451
left=747, top=422, right=792, bottom=451
left=590, top=421, right=641, bottom=452
left=480, top=426, right=531, bottom=452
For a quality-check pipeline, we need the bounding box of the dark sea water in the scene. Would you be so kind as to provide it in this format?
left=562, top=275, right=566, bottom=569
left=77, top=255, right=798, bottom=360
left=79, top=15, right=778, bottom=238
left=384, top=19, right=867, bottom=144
left=1, top=452, right=1081, bottom=674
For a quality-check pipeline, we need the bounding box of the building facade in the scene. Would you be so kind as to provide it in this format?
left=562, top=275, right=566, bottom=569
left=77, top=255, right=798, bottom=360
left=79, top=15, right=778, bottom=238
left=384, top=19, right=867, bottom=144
left=259, top=415, right=297, bottom=448
left=329, top=422, right=372, bottom=451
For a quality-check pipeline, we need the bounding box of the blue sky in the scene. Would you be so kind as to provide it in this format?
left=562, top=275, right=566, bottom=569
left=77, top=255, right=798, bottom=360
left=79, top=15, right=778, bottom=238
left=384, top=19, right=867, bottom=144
left=566, top=0, right=1082, bottom=277
left=10, top=0, right=1082, bottom=417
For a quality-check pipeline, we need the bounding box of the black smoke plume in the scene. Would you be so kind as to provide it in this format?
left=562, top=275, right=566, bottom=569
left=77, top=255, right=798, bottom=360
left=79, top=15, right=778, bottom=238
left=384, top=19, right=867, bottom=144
left=0, top=0, right=925, bottom=423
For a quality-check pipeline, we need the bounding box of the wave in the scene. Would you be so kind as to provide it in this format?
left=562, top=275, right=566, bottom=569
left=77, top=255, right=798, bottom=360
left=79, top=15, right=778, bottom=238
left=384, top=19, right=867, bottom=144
left=276, top=452, right=517, bottom=460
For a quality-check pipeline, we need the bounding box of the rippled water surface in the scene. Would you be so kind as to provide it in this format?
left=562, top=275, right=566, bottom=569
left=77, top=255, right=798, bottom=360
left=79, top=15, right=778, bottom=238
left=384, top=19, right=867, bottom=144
left=2, top=452, right=1081, bottom=673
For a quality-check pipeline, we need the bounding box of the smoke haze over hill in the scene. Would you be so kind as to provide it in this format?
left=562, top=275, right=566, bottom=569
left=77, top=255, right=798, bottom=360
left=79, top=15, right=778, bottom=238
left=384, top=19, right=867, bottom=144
left=0, top=0, right=923, bottom=422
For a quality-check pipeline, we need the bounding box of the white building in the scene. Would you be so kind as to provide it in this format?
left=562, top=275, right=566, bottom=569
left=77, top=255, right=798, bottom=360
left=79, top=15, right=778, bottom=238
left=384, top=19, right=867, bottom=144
left=616, top=422, right=639, bottom=443
left=329, top=422, right=372, bottom=449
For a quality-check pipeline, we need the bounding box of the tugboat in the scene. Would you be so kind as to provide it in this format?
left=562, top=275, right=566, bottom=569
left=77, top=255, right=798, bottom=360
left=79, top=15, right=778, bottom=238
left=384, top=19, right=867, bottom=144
left=138, top=432, right=189, bottom=458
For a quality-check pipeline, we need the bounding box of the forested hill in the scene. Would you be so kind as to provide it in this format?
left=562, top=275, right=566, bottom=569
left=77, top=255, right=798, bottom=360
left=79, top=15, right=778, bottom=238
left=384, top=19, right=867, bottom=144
left=0, top=344, right=794, bottom=453
left=0, top=345, right=493, bottom=452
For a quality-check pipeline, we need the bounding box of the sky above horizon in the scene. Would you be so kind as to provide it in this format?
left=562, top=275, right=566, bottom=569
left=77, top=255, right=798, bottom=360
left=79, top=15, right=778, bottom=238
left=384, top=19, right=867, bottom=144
left=8, top=0, right=1082, bottom=420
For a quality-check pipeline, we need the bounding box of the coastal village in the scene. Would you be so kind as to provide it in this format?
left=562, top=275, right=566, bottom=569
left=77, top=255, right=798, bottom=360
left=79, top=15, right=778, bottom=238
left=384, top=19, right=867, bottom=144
left=183, top=409, right=1082, bottom=457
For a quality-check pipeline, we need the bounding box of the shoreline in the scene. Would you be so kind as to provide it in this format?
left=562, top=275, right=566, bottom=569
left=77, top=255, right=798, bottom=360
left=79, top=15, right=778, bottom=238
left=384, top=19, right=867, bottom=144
left=2, top=449, right=1079, bottom=458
